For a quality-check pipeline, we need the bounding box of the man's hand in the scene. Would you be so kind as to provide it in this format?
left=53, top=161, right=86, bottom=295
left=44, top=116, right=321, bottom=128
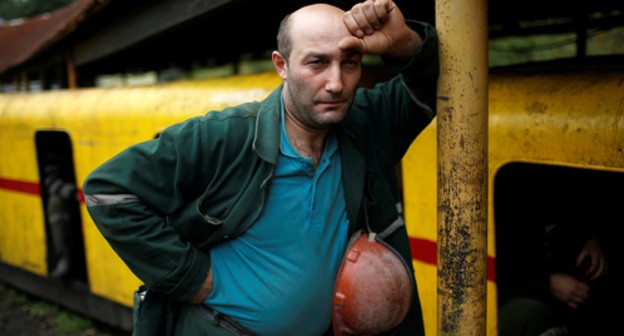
left=576, top=236, right=608, bottom=282
left=190, top=267, right=214, bottom=304
left=550, top=273, right=590, bottom=309
left=340, top=0, right=422, bottom=60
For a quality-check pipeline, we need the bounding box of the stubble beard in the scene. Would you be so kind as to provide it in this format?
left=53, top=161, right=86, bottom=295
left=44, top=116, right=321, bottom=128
left=286, top=88, right=353, bottom=130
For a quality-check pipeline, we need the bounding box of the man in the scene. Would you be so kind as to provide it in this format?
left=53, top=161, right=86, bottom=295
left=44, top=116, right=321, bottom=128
left=83, top=0, right=438, bottom=334
left=496, top=164, right=616, bottom=336
left=42, top=151, right=78, bottom=279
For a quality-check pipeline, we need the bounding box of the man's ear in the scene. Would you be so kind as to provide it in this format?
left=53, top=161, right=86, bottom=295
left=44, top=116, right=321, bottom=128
left=272, top=51, right=288, bottom=79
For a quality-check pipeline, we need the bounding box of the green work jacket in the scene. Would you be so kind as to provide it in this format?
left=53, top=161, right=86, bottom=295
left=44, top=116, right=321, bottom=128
left=84, top=21, right=438, bottom=335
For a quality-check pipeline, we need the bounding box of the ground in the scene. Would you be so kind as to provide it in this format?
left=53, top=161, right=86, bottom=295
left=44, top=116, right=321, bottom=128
left=0, top=283, right=130, bottom=336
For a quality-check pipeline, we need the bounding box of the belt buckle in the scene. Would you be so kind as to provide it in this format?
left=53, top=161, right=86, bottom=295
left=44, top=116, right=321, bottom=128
left=211, top=310, right=222, bottom=327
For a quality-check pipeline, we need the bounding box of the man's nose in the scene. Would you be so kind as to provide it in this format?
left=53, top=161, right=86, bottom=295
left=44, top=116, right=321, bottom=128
left=324, top=64, right=344, bottom=94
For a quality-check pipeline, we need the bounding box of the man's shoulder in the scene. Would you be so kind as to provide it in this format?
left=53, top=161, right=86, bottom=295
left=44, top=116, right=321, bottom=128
left=202, top=100, right=263, bottom=121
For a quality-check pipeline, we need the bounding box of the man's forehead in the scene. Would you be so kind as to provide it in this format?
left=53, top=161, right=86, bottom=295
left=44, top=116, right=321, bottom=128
left=289, top=4, right=348, bottom=37
left=293, top=45, right=362, bottom=62
left=286, top=4, right=357, bottom=59
left=290, top=20, right=350, bottom=50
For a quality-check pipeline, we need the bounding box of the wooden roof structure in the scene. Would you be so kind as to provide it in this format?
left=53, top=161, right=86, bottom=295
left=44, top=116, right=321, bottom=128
left=0, top=0, right=622, bottom=89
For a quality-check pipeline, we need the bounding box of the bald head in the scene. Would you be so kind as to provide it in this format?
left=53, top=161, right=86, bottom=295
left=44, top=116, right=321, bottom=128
left=276, top=4, right=349, bottom=61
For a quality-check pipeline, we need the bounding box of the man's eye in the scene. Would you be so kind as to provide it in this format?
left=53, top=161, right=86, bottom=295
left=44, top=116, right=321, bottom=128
left=343, top=60, right=360, bottom=68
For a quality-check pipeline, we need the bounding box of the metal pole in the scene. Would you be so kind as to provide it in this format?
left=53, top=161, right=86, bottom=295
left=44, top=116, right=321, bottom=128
left=435, top=0, right=489, bottom=335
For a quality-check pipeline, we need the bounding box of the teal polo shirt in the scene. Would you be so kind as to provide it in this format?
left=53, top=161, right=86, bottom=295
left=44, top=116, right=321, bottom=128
left=204, top=106, right=349, bottom=336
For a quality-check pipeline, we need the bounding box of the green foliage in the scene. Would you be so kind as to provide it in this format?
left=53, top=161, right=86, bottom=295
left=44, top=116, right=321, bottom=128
left=55, top=311, right=95, bottom=333
left=0, top=0, right=77, bottom=20
left=0, top=282, right=28, bottom=307
left=0, top=283, right=97, bottom=334
left=27, top=297, right=95, bottom=333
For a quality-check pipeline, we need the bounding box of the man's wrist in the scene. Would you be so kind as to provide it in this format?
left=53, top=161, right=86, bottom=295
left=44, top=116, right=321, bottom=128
left=190, top=268, right=213, bottom=304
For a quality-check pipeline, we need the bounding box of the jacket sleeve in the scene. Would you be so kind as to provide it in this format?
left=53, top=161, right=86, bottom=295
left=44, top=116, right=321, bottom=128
left=350, top=20, right=439, bottom=166
left=387, top=19, right=439, bottom=161
left=83, top=117, right=212, bottom=303
left=398, top=20, right=439, bottom=119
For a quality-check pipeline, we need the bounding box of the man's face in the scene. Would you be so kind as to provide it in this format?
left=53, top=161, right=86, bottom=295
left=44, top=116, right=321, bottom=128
left=280, top=8, right=363, bottom=130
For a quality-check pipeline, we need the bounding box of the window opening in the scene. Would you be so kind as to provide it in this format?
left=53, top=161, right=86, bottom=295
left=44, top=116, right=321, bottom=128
left=36, top=131, right=87, bottom=282
left=494, top=162, right=623, bottom=335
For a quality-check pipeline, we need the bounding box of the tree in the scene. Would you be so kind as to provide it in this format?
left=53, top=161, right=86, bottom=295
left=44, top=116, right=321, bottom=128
left=0, top=0, right=77, bottom=20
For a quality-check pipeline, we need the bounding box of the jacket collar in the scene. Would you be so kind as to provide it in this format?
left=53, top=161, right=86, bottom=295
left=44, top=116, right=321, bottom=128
left=253, top=84, right=283, bottom=165
left=253, top=84, right=365, bottom=228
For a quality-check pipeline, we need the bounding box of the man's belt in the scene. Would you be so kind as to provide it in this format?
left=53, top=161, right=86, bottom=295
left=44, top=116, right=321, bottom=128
left=197, top=305, right=256, bottom=336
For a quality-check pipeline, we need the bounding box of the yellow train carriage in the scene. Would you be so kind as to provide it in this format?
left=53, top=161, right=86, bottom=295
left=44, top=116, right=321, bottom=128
left=1, top=67, right=623, bottom=334
left=403, top=67, right=624, bottom=335
left=0, top=72, right=282, bottom=330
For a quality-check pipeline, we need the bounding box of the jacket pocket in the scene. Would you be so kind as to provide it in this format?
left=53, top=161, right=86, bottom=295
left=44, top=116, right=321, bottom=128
left=132, top=285, right=179, bottom=336
left=167, top=200, right=223, bottom=246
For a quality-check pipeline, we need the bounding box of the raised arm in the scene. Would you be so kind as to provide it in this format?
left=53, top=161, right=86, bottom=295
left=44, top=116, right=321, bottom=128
left=340, top=0, right=423, bottom=60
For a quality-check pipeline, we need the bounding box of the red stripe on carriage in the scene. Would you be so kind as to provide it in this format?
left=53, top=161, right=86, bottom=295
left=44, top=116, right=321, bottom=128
left=409, top=236, right=497, bottom=283
left=0, top=177, right=84, bottom=204
left=0, top=178, right=41, bottom=195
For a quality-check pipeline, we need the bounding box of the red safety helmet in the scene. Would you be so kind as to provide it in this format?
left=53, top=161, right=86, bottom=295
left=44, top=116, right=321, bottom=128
left=332, top=230, right=413, bottom=335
